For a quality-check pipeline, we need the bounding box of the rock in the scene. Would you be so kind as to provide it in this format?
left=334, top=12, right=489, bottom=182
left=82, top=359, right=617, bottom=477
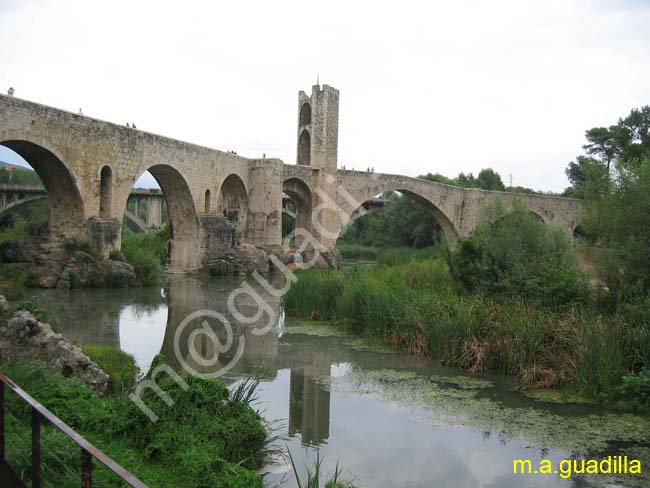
left=0, top=295, right=7, bottom=309
left=208, top=244, right=269, bottom=276
left=0, top=241, right=135, bottom=289
left=99, top=259, right=137, bottom=287
left=0, top=310, right=109, bottom=395
left=231, top=243, right=269, bottom=275
left=0, top=239, right=38, bottom=263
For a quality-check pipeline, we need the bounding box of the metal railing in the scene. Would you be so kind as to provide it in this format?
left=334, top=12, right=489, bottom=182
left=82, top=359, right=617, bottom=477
left=0, top=374, right=147, bottom=488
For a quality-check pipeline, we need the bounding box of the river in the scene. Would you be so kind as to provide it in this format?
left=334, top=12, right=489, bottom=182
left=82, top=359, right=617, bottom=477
left=29, top=274, right=650, bottom=488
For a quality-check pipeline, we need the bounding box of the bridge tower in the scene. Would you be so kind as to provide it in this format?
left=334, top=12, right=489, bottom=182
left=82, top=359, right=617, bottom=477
left=295, top=84, right=342, bottom=254
left=297, top=84, right=339, bottom=171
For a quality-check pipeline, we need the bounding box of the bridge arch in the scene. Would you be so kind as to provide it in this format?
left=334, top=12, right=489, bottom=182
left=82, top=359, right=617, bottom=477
left=342, top=188, right=458, bottom=246
left=217, top=174, right=248, bottom=235
left=120, top=165, right=200, bottom=271
left=0, top=140, right=86, bottom=242
left=283, top=177, right=312, bottom=244
left=338, top=175, right=460, bottom=246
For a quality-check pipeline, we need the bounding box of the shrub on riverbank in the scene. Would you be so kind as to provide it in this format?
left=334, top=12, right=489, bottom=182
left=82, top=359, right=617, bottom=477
left=448, top=199, right=591, bottom=309
left=0, top=359, right=268, bottom=487
left=121, top=225, right=168, bottom=286
left=0, top=267, right=28, bottom=300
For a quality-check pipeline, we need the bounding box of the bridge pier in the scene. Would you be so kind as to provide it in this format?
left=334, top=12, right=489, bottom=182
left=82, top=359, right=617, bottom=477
left=245, top=159, right=283, bottom=250
left=146, top=197, right=164, bottom=228
left=87, top=218, right=120, bottom=258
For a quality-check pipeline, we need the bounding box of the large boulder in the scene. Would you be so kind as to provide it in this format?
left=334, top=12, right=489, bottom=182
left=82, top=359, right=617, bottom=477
left=209, top=244, right=269, bottom=276
left=0, top=310, right=109, bottom=395
left=0, top=239, right=39, bottom=263
left=0, top=243, right=137, bottom=289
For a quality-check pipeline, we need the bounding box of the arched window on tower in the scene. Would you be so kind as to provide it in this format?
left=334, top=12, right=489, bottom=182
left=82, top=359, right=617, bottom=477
left=299, top=103, right=311, bottom=127
left=298, top=129, right=311, bottom=166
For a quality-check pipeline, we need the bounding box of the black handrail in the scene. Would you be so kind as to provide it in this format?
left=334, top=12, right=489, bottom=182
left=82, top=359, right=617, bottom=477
left=0, top=373, right=147, bottom=488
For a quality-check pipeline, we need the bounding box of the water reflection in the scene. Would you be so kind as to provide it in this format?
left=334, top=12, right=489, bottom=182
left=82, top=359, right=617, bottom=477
left=29, top=276, right=650, bottom=488
left=160, top=275, right=281, bottom=379
left=289, top=358, right=331, bottom=446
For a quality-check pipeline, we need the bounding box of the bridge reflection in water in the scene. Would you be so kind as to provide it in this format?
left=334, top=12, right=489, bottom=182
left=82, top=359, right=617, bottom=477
left=30, top=275, right=333, bottom=447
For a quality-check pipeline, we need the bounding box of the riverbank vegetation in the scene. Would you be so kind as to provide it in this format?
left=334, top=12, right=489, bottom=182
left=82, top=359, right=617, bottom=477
left=288, top=106, right=650, bottom=412
left=0, top=358, right=270, bottom=487
left=120, top=225, right=168, bottom=286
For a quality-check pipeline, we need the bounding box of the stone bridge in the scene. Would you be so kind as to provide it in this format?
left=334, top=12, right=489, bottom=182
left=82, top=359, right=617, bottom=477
left=0, top=185, right=166, bottom=232
left=0, top=85, right=584, bottom=271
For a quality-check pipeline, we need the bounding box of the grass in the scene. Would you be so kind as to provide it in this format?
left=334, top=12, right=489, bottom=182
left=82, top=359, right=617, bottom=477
left=82, top=344, right=139, bottom=394
left=288, top=449, right=357, bottom=488
left=336, top=242, right=440, bottom=265
left=283, top=259, right=648, bottom=403
left=0, top=358, right=269, bottom=487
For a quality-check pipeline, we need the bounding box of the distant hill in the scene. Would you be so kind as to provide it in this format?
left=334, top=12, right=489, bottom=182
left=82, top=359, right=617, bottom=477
left=0, top=160, right=31, bottom=171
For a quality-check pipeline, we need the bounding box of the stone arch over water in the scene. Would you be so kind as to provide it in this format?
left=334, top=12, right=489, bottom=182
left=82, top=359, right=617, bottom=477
left=0, top=140, right=86, bottom=242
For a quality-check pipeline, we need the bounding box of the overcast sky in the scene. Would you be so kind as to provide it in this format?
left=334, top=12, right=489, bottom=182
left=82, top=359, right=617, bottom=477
left=1, top=0, right=649, bottom=192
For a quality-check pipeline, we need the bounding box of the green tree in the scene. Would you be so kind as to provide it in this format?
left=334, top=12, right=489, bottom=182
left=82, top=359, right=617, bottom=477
left=564, top=156, right=610, bottom=200
left=475, top=168, right=506, bottom=191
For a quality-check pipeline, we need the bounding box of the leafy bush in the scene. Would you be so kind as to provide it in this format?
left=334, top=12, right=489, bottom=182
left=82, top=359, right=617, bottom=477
left=121, top=225, right=169, bottom=286
left=0, top=267, right=29, bottom=300
left=82, top=344, right=139, bottom=394
left=0, top=217, right=28, bottom=245
left=449, top=199, right=591, bottom=308
left=607, top=369, right=650, bottom=414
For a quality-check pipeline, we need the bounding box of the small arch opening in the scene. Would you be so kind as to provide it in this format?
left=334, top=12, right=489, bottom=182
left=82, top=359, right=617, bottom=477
left=99, top=165, right=113, bottom=219
left=204, top=189, right=212, bottom=214
left=298, top=130, right=311, bottom=166
left=299, top=103, right=311, bottom=126
left=282, top=177, right=312, bottom=246
left=217, top=174, right=249, bottom=236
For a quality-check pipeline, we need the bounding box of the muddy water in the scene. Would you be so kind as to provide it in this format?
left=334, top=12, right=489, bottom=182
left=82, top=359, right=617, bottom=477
left=30, top=275, right=650, bottom=488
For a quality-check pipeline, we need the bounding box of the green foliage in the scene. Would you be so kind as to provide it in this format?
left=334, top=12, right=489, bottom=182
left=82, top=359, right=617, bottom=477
left=607, top=369, right=650, bottom=414
left=82, top=344, right=139, bottom=394
left=336, top=242, right=439, bottom=265
left=121, top=225, right=168, bottom=286
left=582, top=159, right=650, bottom=306
left=340, top=192, right=442, bottom=248
left=0, top=216, right=28, bottom=245
left=284, top=256, right=644, bottom=399
left=0, top=166, right=42, bottom=185
left=0, top=360, right=268, bottom=487
left=288, top=449, right=357, bottom=488
left=0, top=266, right=28, bottom=300
left=449, top=199, right=590, bottom=309
left=283, top=269, right=345, bottom=321
left=564, top=156, right=611, bottom=199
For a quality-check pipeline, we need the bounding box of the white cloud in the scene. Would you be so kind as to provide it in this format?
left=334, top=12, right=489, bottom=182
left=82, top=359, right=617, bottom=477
left=1, top=0, right=648, bottom=192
